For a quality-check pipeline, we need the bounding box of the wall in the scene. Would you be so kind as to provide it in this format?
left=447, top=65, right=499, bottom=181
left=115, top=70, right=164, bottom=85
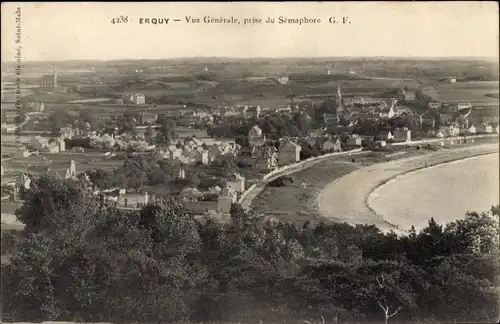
left=237, top=133, right=499, bottom=209
left=237, top=148, right=363, bottom=207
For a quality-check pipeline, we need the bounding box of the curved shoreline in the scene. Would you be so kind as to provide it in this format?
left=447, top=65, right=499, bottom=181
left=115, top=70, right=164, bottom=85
left=365, top=151, right=499, bottom=234
left=316, top=143, right=499, bottom=235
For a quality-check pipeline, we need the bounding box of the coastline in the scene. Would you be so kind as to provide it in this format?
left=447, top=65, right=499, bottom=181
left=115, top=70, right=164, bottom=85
left=365, top=151, right=499, bottom=234
left=316, top=143, right=499, bottom=234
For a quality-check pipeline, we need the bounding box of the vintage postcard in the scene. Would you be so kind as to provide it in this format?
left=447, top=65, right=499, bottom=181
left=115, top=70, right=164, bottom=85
left=1, top=2, right=499, bottom=323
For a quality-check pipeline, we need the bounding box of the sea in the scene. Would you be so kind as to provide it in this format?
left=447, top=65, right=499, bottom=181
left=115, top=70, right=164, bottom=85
left=368, top=153, right=500, bottom=231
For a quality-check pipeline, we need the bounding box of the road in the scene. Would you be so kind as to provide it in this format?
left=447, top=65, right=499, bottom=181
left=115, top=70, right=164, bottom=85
left=239, top=150, right=364, bottom=210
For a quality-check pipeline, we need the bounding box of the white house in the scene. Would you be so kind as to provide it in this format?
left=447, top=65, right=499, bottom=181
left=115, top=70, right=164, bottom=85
left=1, top=123, right=17, bottom=133
left=468, top=125, right=477, bottom=135
left=393, top=129, right=411, bottom=142
left=167, top=145, right=183, bottom=160
left=277, top=76, right=289, bottom=85
left=217, top=188, right=237, bottom=215
left=256, top=146, right=278, bottom=171
left=227, top=173, right=245, bottom=194
left=378, top=131, right=394, bottom=141
left=428, top=101, right=442, bottom=110
left=29, top=136, right=49, bottom=150
left=322, top=137, right=342, bottom=152
left=243, top=105, right=261, bottom=119
left=248, top=125, right=266, bottom=147
left=439, top=125, right=460, bottom=137
left=57, top=137, right=66, bottom=152
left=193, top=147, right=209, bottom=164
left=379, top=99, right=397, bottom=118
left=278, top=139, right=302, bottom=166
left=131, top=93, right=146, bottom=105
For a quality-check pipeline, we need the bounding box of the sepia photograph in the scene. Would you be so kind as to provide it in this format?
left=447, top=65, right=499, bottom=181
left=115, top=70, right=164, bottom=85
left=1, top=1, right=499, bottom=323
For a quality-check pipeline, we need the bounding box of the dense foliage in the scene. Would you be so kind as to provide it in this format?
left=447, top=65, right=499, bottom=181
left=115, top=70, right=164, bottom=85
left=2, top=176, right=499, bottom=323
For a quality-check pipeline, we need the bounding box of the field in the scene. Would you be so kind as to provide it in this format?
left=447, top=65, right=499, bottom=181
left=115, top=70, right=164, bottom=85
left=251, top=160, right=359, bottom=225
left=250, top=145, right=461, bottom=225
left=421, top=81, right=499, bottom=104
left=2, top=58, right=497, bottom=119
left=2, top=151, right=125, bottom=182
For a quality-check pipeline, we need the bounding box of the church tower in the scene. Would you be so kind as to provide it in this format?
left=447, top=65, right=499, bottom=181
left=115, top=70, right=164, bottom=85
left=335, top=84, right=343, bottom=112
left=53, top=65, right=58, bottom=89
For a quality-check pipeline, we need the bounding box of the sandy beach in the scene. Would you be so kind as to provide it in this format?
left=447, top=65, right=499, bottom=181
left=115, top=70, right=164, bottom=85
left=368, top=153, right=499, bottom=231
left=316, top=143, right=499, bottom=234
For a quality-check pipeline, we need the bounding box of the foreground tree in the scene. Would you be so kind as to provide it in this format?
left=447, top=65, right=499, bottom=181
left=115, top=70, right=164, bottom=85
left=3, top=178, right=499, bottom=323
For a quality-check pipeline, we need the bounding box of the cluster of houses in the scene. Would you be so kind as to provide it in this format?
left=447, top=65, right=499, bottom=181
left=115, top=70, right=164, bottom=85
left=89, top=133, right=155, bottom=152
left=28, top=136, right=67, bottom=153
left=322, top=86, right=415, bottom=127
left=159, top=137, right=240, bottom=165
left=112, top=93, right=146, bottom=105
left=217, top=104, right=304, bottom=120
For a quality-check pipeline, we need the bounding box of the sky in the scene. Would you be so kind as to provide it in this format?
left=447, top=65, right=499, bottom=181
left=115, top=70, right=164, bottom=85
left=1, top=2, right=499, bottom=62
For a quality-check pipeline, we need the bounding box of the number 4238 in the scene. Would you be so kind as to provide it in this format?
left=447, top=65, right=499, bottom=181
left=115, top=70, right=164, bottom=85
left=111, top=16, right=129, bottom=24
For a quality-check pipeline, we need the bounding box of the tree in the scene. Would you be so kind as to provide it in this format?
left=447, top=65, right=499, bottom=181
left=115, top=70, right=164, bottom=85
left=444, top=209, right=500, bottom=256
left=86, top=169, right=113, bottom=189
left=221, top=159, right=236, bottom=177
left=373, top=275, right=404, bottom=324
left=79, top=110, right=100, bottom=130
left=15, top=175, right=85, bottom=231
left=4, top=177, right=207, bottom=322
left=120, top=111, right=139, bottom=134
left=144, top=126, right=155, bottom=145
left=359, top=261, right=422, bottom=324
left=292, top=112, right=309, bottom=135
left=48, top=109, right=74, bottom=134
left=187, top=172, right=200, bottom=188
left=147, top=167, right=167, bottom=185
left=155, top=132, right=166, bottom=147
left=260, top=118, right=278, bottom=136
left=123, top=155, right=150, bottom=191
left=158, top=116, right=176, bottom=145
left=356, top=120, right=379, bottom=136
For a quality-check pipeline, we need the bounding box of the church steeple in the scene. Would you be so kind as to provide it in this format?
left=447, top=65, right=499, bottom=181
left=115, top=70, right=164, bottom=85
left=335, top=84, right=343, bottom=112
left=53, top=65, right=58, bottom=89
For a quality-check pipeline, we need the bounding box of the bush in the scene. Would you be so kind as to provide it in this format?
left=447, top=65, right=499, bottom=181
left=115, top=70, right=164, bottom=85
left=1, top=230, right=21, bottom=255
left=269, top=175, right=294, bottom=187
left=237, top=162, right=253, bottom=168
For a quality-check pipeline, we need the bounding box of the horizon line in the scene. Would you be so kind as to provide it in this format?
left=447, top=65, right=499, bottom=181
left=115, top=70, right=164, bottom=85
left=2, top=55, right=499, bottom=64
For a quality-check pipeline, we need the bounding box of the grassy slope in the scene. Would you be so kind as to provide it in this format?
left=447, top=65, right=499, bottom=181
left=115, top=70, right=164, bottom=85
left=249, top=144, right=474, bottom=226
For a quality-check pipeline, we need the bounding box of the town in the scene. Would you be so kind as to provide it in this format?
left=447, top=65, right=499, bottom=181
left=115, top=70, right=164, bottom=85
left=2, top=61, right=499, bottom=221
left=1, top=56, right=499, bottom=324
left=3, top=2, right=500, bottom=323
